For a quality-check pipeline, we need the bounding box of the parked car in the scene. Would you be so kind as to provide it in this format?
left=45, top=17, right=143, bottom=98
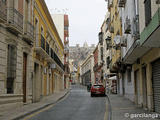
left=90, top=84, right=106, bottom=97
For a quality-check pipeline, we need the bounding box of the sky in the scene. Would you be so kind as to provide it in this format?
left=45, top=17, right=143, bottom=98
left=45, top=0, right=107, bottom=46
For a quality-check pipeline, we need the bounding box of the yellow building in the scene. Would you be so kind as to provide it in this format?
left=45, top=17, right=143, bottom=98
left=33, top=0, right=64, bottom=102
left=108, top=0, right=122, bottom=73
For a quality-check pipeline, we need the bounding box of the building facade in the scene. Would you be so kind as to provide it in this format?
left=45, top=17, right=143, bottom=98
left=118, top=0, right=139, bottom=102
left=33, top=0, right=64, bottom=102
left=106, top=0, right=123, bottom=94
left=0, top=0, right=34, bottom=106
left=133, top=0, right=160, bottom=112
left=81, top=54, right=94, bottom=86
left=105, top=0, right=160, bottom=114
left=100, top=12, right=117, bottom=93
left=52, top=14, right=70, bottom=89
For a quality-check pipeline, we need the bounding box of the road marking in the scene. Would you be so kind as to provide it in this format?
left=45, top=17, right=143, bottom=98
left=113, top=107, right=136, bottom=110
left=24, top=104, right=55, bottom=120
left=104, top=100, right=109, bottom=120
left=23, top=92, right=70, bottom=120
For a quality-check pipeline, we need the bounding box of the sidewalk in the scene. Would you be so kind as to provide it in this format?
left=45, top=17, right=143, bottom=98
left=106, top=94, right=160, bottom=120
left=0, top=89, right=69, bottom=120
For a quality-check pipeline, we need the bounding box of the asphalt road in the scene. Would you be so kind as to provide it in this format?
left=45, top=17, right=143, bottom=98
left=29, top=84, right=106, bottom=120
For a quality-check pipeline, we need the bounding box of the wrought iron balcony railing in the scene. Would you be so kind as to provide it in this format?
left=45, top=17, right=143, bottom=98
left=7, top=8, right=23, bottom=33
left=54, top=52, right=64, bottom=71
left=46, top=42, right=49, bottom=55
left=41, top=35, right=45, bottom=50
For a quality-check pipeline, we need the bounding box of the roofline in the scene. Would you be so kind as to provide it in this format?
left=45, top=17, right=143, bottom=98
left=39, top=0, right=64, bottom=49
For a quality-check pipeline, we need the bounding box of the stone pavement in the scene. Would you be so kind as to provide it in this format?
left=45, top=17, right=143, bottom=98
left=106, top=94, right=160, bottom=120
left=0, top=89, right=69, bottom=120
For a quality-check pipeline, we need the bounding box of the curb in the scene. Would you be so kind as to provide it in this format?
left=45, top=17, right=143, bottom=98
left=13, top=90, right=70, bottom=120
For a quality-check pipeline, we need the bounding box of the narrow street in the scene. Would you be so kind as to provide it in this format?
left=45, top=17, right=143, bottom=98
left=27, top=85, right=106, bottom=120
left=1, top=0, right=160, bottom=120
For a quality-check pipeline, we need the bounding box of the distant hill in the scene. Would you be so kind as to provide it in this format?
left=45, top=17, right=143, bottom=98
left=69, top=43, right=95, bottom=68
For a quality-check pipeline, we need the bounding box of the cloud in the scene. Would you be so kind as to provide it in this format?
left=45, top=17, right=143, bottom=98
left=45, top=0, right=107, bottom=46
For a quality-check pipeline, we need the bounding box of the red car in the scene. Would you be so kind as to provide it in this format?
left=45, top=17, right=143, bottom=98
left=90, top=84, right=106, bottom=97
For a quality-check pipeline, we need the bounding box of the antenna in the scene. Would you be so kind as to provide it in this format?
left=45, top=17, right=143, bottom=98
left=49, top=8, right=69, bottom=14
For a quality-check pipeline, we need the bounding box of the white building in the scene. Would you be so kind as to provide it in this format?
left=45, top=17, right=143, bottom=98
left=80, top=54, right=94, bottom=85
left=52, top=14, right=65, bottom=44
left=117, top=0, right=140, bottom=102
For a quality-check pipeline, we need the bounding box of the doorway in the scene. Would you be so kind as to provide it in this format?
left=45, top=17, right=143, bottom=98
left=23, top=53, right=27, bottom=103
left=134, top=70, right=140, bottom=105
left=142, top=66, right=147, bottom=109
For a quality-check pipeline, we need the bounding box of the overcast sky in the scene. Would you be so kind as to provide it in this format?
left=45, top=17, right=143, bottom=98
left=45, top=0, right=107, bottom=46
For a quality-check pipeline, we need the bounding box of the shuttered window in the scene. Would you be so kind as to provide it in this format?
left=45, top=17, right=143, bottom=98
left=152, top=59, right=160, bottom=113
left=7, top=44, right=17, bottom=94
left=144, top=0, right=151, bottom=26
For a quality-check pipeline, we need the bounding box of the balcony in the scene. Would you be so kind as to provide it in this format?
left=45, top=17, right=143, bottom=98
left=46, top=42, right=49, bottom=55
left=109, top=61, right=119, bottom=73
left=54, top=52, right=64, bottom=71
left=118, top=0, right=126, bottom=7
left=122, top=40, right=150, bottom=64
left=6, top=8, right=23, bottom=34
left=0, top=0, right=7, bottom=23
left=99, top=32, right=103, bottom=45
left=41, top=35, right=45, bottom=50
left=120, top=36, right=127, bottom=47
left=23, top=22, right=34, bottom=44
left=140, top=8, right=160, bottom=47
left=34, top=35, right=52, bottom=63
left=124, top=17, right=131, bottom=34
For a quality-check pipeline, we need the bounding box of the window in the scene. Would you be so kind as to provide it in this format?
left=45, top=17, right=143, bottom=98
left=64, top=26, right=68, bottom=31
left=144, top=0, right=151, bottom=26
left=7, top=45, right=17, bottom=94
left=41, top=27, right=44, bottom=36
left=107, top=56, right=110, bottom=68
left=35, top=18, right=39, bottom=46
left=101, top=47, right=103, bottom=61
left=127, top=69, right=131, bottom=83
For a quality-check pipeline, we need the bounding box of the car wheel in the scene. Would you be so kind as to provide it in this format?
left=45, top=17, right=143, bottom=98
left=91, top=93, right=94, bottom=97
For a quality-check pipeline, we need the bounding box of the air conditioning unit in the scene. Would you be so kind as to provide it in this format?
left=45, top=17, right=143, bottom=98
left=120, top=36, right=127, bottom=47
left=51, top=64, right=56, bottom=69
left=132, top=15, right=140, bottom=40
left=124, top=17, right=131, bottom=34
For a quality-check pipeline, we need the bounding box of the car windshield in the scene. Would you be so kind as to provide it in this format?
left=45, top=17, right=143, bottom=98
left=93, top=85, right=103, bottom=88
